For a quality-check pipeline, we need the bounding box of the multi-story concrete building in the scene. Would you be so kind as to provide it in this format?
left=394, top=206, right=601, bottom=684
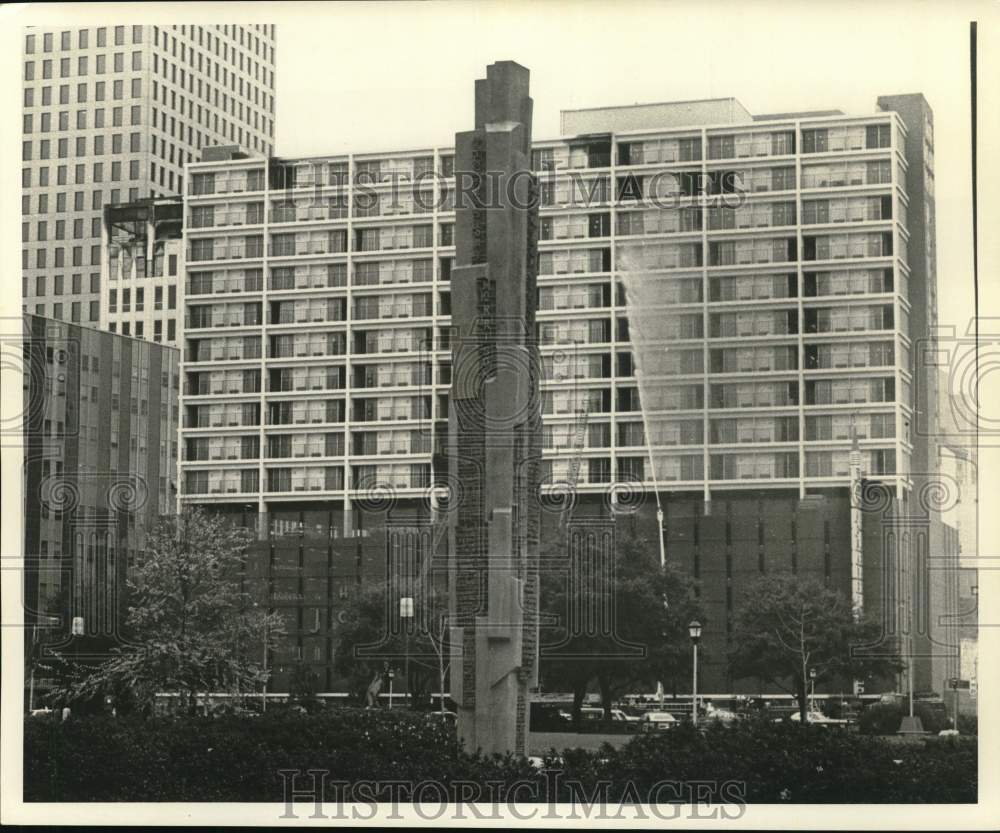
left=22, top=315, right=180, bottom=693
left=21, top=24, right=276, bottom=330
left=177, top=94, right=952, bottom=694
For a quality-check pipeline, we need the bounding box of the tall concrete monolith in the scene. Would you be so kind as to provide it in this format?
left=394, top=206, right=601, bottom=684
left=448, top=61, right=541, bottom=756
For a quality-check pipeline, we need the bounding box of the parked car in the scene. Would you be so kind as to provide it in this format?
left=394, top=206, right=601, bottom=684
left=557, top=707, right=638, bottom=725
left=640, top=711, right=678, bottom=732
left=779, top=710, right=850, bottom=726
left=703, top=704, right=740, bottom=724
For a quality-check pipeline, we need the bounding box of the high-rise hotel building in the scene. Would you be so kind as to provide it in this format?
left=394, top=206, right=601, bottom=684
left=21, top=25, right=276, bottom=332
left=178, top=95, right=955, bottom=693
left=179, top=96, right=924, bottom=519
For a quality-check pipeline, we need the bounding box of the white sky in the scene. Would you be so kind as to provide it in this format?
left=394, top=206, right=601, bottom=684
left=270, top=0, right=980, bottom=333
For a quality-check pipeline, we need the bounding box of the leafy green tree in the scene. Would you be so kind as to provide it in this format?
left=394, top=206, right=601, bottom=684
left=334, top=578, right=450, bottom=710
left=729, top=574, right=902, bottom=721
left=539, top=522, right=701, bottom=726
left=61, top=507, right=284, bottom=715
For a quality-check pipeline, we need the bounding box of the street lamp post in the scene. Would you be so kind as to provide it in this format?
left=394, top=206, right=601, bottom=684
left=658, top=596, right=669, bottom=712
left=688, top=620, right=702, bottom=726
left=400, top=597, right=414, bottom=708
left=387, top=668, right=395, bottom=710
left=809, top=668, right=817, bottom=722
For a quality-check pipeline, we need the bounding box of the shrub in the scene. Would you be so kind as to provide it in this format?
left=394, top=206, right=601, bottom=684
left=957, top=713, right=978, bottom=735
left=24, top=709, right=976, bottom=803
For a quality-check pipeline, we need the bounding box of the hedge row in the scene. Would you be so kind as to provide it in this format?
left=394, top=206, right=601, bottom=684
left=25, top=709, right=976, bottom=803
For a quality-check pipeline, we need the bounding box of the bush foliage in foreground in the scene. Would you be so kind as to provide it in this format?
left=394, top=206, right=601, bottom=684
left=25, top=709, right=975, bottom=804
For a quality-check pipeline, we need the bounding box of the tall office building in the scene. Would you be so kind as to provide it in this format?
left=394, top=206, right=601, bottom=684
left=22, top=315, right=180, bottom=693
left=21, top=24, right=276, bottom=330
left=177, top=95, right=955, bottom=694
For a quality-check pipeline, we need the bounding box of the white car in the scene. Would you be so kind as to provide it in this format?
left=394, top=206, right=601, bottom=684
left=704, top=705, right=740, bottom=724
left=783, top=710, right=849, bottom=725
left=640, top=711, right=678, bottom=732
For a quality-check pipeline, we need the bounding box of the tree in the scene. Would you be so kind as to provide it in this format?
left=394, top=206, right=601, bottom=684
left=539, top=522, right=701, bottom=727
left=334, top=578, right=450, bottom=710
left=289, top=661, right=321, bottom=712
left=61, top=507, right=284, bottom=715
left=729, top=574, right=902, bottom=722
